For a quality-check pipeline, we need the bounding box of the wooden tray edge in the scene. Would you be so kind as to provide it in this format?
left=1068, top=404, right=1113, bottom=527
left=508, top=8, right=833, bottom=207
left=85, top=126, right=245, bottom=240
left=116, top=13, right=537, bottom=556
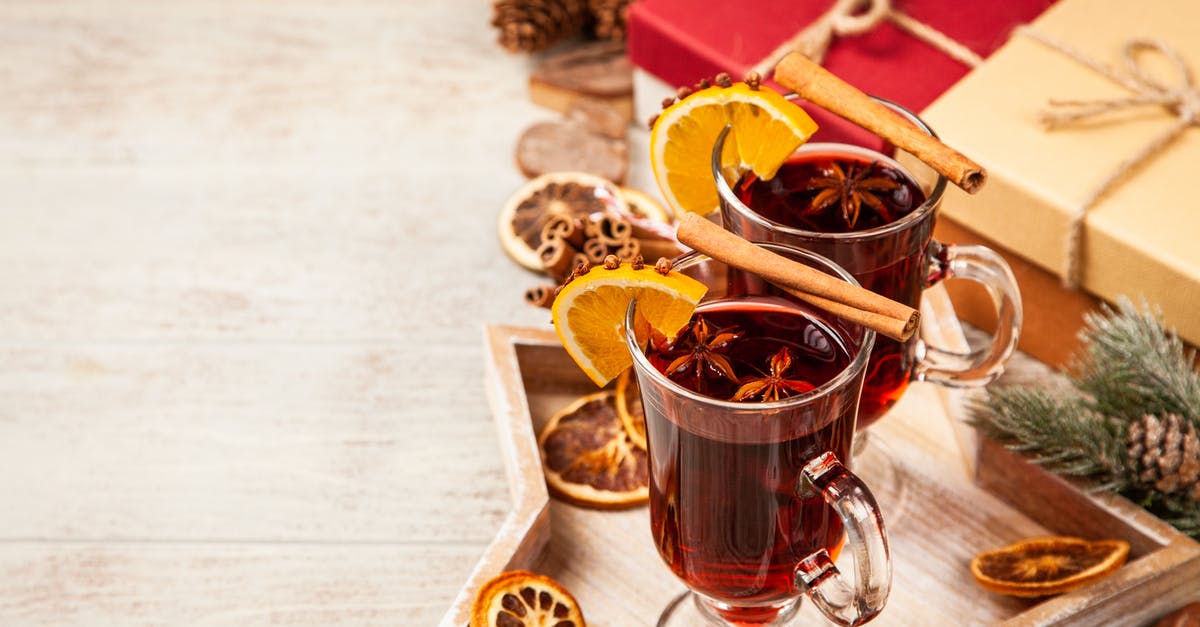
left=980, top=438, right=1200, bottom=626
left=439, top=326, right=554, bottom=627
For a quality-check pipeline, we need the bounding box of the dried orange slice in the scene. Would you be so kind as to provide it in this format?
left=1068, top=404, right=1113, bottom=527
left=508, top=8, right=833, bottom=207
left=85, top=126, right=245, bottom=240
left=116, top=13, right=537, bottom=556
left=970, top=537, right=1130, bottom=597
left=498, top=171, right=626, bottom=271
left=551, top=260, right=706, bottom=387
left=650, top=80, right=818, bottom=216
left=470, top=570, right=586, bottom=627
left=539, top=391, right=648, bottom=508
left=615, top=368, right=647, bottom=450
left=619, top=186, right=674, bottom=224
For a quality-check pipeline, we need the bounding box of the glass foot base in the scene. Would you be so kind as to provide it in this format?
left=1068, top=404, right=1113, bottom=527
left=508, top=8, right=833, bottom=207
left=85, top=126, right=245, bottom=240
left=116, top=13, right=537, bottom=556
left=657, top=591, right=801, bottom=627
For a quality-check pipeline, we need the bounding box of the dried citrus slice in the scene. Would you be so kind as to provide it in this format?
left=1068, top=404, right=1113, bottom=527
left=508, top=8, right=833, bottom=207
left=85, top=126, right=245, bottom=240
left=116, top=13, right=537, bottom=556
left=615, top=368, right=647, bottom=450
left=970, top=537, right=1130, bottom=597
left=498, top=171, right=626, bottom=271
left=619, top=186, right=674, bottom=224
left=539, top=391, right=648, bottom=508
left=470, top=570, right=586, bottom=627
left=551, top=260, right=706, bottom=387
left=650, top=79, right=818, bottom=216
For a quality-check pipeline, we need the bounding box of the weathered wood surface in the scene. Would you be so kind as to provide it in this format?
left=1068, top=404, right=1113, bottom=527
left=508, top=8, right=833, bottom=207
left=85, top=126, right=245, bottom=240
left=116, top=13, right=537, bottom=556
left=0, top=1, right=552, bottom=624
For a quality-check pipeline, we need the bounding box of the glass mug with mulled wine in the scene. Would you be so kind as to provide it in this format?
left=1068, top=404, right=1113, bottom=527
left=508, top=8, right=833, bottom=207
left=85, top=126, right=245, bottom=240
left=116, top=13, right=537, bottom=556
left=626, top=244, right=890, bottom=627
left=717, top=57, right=1023, bottom=431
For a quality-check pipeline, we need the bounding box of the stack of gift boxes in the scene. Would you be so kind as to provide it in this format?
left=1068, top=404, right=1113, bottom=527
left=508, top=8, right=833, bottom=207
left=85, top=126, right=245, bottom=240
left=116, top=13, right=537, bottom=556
left=625, top=0, right=1200, bottom=367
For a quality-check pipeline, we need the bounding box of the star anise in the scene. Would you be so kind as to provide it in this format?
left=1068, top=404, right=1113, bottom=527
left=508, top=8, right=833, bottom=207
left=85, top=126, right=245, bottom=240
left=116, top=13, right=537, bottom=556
left=803, top=161, right=901, bottom=228
left=659, top=316, right=741, bottom=384
left=731, top=347, right=817, bottom=402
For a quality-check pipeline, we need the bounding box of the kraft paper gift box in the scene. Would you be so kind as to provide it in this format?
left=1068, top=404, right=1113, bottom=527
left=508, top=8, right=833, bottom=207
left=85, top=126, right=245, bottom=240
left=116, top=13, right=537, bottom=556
left=911, top=0, right=1200, bottom=366
left=626, top=0, right=1054, bottom=146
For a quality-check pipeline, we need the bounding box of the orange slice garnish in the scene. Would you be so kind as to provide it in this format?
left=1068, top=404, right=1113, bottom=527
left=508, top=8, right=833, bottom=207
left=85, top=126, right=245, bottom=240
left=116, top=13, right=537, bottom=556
left=470, top=570, right=586, bottom=627
left=615, top=368, right=647, bottom=450
left=539, top=391, right=648, bottom=509
left=970, top=537, right=1130, bottom=597
left=650, top=80, right=818, bottom=216
left=551, top=260, right=706, bottom=387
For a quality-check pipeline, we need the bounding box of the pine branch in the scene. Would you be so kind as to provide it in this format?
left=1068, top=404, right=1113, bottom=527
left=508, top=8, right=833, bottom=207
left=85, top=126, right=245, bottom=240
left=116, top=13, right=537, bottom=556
left=1072, top=297, right=1200, bottom=426
left=969, top=387, right=1129, bottom=492
left=1130, top=488, right=1200, bottom=538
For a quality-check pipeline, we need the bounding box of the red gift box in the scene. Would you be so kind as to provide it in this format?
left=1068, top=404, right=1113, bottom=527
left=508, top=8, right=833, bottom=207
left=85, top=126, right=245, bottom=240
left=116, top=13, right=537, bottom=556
left=627, top=0, right=1055, bottom=147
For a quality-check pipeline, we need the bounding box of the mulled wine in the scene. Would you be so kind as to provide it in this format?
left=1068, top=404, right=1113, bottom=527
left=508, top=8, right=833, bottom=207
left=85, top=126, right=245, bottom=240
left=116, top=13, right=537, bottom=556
left=729, top=151, right=930, bottom=429
left=643, top=297, right=855, bottom=608
left=736, top=155, right=925, bottom=233
left=627, top=244, right=890, bottom=625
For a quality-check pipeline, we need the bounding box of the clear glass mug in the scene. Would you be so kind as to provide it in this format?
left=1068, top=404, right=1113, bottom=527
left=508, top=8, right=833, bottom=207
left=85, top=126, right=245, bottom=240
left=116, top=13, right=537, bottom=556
left=625, top=244, right=889, bottom=626
left=714, top=99, right=1022, bottom=430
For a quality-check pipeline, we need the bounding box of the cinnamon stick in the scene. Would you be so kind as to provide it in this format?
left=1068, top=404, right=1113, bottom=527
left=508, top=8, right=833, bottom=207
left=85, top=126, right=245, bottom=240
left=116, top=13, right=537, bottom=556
left=582, top=238, right=609, bottom=263
left=612, top=239, right=639, bottom=261
left=585, top=214, right=633, bottom=246
left=636, top=236, right=685, bottom=262
left=675, top=213, right=918, bottom=341
left=537, top=237, right=577, bottom=281
left=540, top=214, right=585, bottom=249
left=524, top=284, right=556, bottom=309
left=773, top=52, right=986, bottom=194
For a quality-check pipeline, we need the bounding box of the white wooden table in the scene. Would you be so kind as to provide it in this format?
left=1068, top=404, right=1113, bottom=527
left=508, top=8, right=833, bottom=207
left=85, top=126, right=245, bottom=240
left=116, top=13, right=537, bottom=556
left=0, top=2, right=1056, bottom=625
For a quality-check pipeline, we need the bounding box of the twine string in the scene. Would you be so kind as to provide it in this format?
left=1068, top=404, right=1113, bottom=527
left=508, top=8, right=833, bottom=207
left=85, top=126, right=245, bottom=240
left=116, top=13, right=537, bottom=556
left=750, top=0, right=983, bottom=78
left=1017, top=26, right=1199, bottom=288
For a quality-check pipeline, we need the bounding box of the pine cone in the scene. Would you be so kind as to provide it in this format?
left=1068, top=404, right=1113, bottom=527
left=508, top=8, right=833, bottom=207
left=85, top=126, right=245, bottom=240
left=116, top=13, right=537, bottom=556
left=492, top=0, right=590, bottom=53
left=588, top=0, right=632, bottom=41
left=1127, top=413, right=1200, bottom=502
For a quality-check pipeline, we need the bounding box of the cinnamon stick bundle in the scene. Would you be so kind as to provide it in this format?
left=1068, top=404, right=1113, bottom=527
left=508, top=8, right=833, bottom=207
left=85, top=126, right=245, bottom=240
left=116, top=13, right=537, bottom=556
left=675, top=213, right=918, bottom=341
left=773, top=52, right=986, bottom=194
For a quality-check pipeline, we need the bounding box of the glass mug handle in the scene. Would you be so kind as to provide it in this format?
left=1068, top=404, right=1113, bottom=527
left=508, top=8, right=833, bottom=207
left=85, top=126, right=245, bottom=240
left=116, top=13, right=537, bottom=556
left=915, top=241, right=1023, bottom=387
left=794, top=452, right=891, bottom=626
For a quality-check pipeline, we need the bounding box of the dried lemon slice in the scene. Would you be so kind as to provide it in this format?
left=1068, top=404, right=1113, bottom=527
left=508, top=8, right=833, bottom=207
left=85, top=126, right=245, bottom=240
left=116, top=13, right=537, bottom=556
left=970, top=537, right=1130, bottom=597
left=470, top=570, right=586, bottom=627
left=539, top=391, right=648, bottom=509
left=650, top=79, right=818, bottom=216
left=615, top=368, right=647, bottom=450
left=551, top=260, right=706, bottom=387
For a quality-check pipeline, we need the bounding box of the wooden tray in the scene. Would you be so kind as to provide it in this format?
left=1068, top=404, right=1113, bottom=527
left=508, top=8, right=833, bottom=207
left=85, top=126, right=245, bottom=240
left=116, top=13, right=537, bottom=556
left=442, top=288, right=1200, bottom=626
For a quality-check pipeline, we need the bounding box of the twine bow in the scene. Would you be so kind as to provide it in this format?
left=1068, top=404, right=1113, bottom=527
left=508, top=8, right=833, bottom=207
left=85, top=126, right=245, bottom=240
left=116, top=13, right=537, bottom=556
left=1017, top=26, right=1200, bottom=289
left=750, top=0, right=983, bottom=78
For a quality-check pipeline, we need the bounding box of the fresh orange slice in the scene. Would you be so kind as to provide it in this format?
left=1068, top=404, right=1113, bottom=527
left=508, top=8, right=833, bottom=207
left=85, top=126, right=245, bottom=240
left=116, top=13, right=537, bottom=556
left=650, top=80, right=818, bottom=216
left=551, top=260, right=706, bottom=387
left=539, top=391, right=648, bottom=508
left=615, top=368, right=647, bottom=450
left=970, top=537, right=1130, bottom=597
left=470, top=570, right=586, bottom=627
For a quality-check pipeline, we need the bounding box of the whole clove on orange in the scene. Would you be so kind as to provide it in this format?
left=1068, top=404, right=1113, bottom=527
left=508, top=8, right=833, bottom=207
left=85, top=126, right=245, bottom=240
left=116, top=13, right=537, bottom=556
left=538, top=391, right=648, bottom=508
left=970, top=536, right=1130, bottom=597
left=470, top=570, right=585, bottom=627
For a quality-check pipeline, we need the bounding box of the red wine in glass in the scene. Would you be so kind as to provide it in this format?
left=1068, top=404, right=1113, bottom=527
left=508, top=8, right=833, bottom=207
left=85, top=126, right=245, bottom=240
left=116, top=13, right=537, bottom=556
left=732, top=153, right=928, bottom=429
left=643, top=297, right=854, bottom=616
